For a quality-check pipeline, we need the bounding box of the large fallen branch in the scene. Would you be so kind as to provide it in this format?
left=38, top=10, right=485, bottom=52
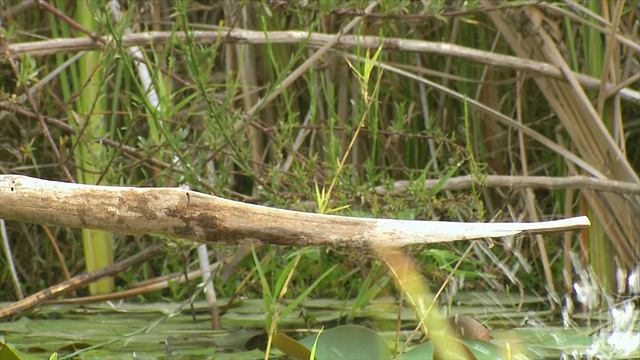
left=0, top=175, right=590, bottom=247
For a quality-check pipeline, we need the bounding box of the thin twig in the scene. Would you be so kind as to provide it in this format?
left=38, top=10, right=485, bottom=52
left=0, top=219, right=23, bottom=300
left=0, top=38, right=75, bottom=182
left=340, top=50, right=606, bottom=179
left=375, top=174, right=640, bottom=196
left=4, top=30, right=638, bottom=102
left=0, top=243, right=166, bottom=319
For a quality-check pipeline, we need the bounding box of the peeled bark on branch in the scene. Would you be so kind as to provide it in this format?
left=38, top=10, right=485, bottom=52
left=0, top=175, right=590, bottom=247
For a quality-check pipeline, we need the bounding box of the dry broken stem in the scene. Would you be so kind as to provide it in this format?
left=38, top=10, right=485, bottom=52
left=0, top=175, right=590, bottom=248
left=4, top=30, right=637, bottom=102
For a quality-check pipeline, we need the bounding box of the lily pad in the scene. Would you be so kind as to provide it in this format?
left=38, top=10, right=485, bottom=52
left=290, top=325, right=391, bottom=360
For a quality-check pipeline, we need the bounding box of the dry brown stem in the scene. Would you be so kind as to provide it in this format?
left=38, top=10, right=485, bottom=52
left=375, top=175, right=640, bottom=196
left=0, top=243, right=166, bottom=319
left=482, top=0, right=640, bottom=268
left=4, top=29, right=637, bottom=102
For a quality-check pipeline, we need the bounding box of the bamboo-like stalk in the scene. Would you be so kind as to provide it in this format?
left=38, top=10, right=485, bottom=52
left=74, top=1, right=114, bottom=295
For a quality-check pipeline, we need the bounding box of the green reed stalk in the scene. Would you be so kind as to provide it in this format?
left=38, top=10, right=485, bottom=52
left=74, top=1, right=113, bottom=294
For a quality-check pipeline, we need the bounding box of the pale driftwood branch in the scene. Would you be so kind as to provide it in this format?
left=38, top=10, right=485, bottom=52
left=375, top=175, right=640, bottom=196
left=4, top=30, right=638, bottom=102
left=0, top=175, right=590, bottom=247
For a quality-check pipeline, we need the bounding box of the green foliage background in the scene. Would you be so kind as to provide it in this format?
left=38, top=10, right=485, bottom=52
left=1, top=0, right=638, bottom=310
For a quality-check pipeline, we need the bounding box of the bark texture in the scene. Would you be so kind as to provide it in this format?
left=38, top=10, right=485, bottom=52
left=0, top=175, right=590, bottom=247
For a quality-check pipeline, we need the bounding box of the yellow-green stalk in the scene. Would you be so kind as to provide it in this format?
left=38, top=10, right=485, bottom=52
left=581, top=0, right=615, bottom=293
left=75, top=1, right=114, bottom=294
